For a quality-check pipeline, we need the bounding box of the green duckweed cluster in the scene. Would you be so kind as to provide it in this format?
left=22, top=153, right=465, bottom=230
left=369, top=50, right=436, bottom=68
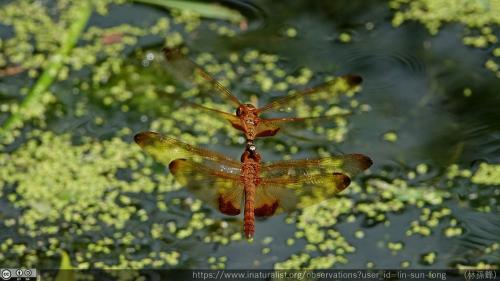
left=0, top=0, right=222, bottom=138
left=0, top=129, right=245, bottom=268
left=0, top=0, right=245, bottom=269
left=472, top=163, right=500, bottom=185
left=273, top=156, right=498, bottom=269
left=390, top=0, right=500, bottom=77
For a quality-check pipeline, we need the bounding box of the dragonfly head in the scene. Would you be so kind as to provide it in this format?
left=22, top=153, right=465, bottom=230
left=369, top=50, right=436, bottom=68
left=236, top=104, right=257, bottom=117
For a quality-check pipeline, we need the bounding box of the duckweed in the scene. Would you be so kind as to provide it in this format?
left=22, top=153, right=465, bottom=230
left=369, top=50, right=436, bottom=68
left=472, top=163, right=500, bottom=185
left=383, top=131, right=398, bottom=142
left=275, top=160, right=497, bottom=268
left=387, top=241, right=404, bottom=252
left=463, top=88, right=473, bottom=97
left=420, top=251, right=437, bottom=265
left=0, top=0, right=216, bottom=136
left=390, top=0, right=500, bottom=77
left=338, top=32, right=352, bottom=43
left=286, top=27, right=298, bottom=38
left=457, top=262, right=498, bottom=270
left=207, top=256, right=227, bottom=269
left=354, top=230, right=365, bottom=239
left=0, top=131, right=199, bottom=267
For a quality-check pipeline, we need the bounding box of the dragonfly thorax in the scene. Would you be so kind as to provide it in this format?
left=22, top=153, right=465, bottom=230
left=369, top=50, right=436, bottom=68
left=241, top=144, right=261, bottom=163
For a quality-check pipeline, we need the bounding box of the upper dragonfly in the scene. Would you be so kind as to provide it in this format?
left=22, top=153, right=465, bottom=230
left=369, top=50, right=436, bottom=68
left=135, top=131, right=372, bottom=239
left=162, top=48, right=363, bottom=144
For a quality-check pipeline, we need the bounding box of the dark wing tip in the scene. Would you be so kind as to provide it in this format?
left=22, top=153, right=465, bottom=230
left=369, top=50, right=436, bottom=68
left=255, top=127, right=280, bottom=138
left=134, top=131, right=160, bottom=146
left=332, top=172, right=351, bottom=191
left=353, top=153, right=373, bottom=170
left=342, top=74, right=363, bottom=86
left=254, top=201, right=279, bottom=217
left=218, top=195, right=241, bottom=216
left=168, top=158, right=187, bottom=173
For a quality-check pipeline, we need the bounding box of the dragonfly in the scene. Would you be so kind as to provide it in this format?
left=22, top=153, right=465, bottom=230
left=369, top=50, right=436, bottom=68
left=134, top=131, right=372, bottom=239
left=162, top=48, right=363, bottom=144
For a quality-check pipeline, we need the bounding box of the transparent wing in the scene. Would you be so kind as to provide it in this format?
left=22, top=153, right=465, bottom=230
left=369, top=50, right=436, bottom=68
left=162, top=47, right=242, bottom=107
left=184, top=101, right=244, bottom=132
left=256, top=172, right=353, bottom=214
left=260, top=153, right=372, bottom=179
left=134, top=131, right=244, bottom=215
left=257, top=75, right=362, bottom=115
left=255, top=114, right=351, bottom=138
left=134, top=131, right=241, bottom=174
left=254, top=154, right=372, bottom=214
left=169, top=159, right=244, bottom=216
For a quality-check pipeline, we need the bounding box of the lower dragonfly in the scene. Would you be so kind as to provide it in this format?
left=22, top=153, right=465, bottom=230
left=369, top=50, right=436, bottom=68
left=134, top=131, right=372, bottom=239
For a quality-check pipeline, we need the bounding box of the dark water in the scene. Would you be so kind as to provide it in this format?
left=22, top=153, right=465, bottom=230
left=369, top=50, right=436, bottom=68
left=1, top=0, right=499, bottom=270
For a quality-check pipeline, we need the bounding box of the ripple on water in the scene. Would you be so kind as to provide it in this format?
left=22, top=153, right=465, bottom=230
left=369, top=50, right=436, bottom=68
left=453, top=211, right=500, bottom=266
left=339, top=48, right=427, bottom=92
left=222, top=0, right=267, bottom=31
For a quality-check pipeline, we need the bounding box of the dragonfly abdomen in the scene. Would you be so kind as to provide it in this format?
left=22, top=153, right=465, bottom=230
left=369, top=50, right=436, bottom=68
left=243, top=181, right=256, bottom=239
left=240, top=145, right=261, bottom=239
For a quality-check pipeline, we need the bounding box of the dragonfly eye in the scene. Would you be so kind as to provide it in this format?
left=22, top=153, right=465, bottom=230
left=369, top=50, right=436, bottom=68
left=236, top=107, right=242, bottom=117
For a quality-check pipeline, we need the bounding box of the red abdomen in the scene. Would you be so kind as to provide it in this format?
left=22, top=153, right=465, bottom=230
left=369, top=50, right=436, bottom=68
left=244, top=182, right=256, bottom=239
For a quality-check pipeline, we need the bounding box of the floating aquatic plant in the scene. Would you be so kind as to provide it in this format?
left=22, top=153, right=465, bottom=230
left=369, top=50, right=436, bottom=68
left=390, top=0, right=500, bottom=77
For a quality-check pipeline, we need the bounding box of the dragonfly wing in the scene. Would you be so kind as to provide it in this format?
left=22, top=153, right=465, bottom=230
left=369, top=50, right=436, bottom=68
left=253, top=181, right=297, bottom=217
left=134, top=131, right=240, bottom=172
left=254, top=120, right=281, bottom=138
left=257, top=75, right=362, bottom=115
left=257, top=172, right=352, bottom=213
left=260, top=154, right=372, bottom=179
left=255, top=154, right=372, bottom=213
left=135, top=131, right=243, bottom=215
left=169, top=159, right=244, bottom=215
left=186, top=102, right=244, bottom=131
left=255, top=114, right=352, bottom=138
left=162, top=47, right=242, bottom=107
